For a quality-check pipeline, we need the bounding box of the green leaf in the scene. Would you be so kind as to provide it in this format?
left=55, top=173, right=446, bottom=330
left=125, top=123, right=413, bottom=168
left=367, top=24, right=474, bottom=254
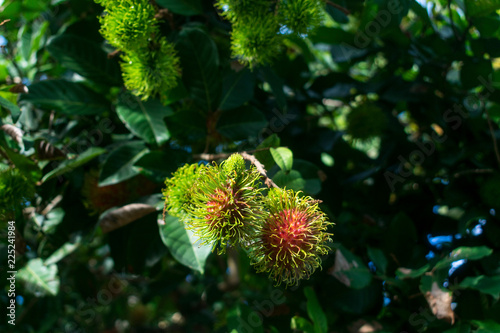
left=159, top=215, right=212, bottom=273
left=261, top=67, right=286, bottom=110
left=460, top=58, right=493, bottom=90
left=116, top=94, right=172, bottom=146
left=466, top=0, right=500, bottom=17
left=396, top=264, right=430, bottom=279
left=270, top=147, right=293, bottom=172
left=293, top=159, right=322, bottom=195
left=216, top=106, right=267, bottom=140
left=331, top=244, right=372, bottom=289
left=367, top=246, right=388, bottom=275
left=17, top=258, right=60, bottom=296
left=134, top=150, right=185, bottom=183
left=255, top=134, right=281, bottom=170
left=46, top=34, right=121, bottom=86
left=156, top=0, right=203, bottom=15
left=219, top=69, right=255, bottom=110
left=177, top=28, right=221, bottom=111
left=99, top=142, right=148, bottom=186
left=471, top=320, right=500, bottom=333
left=3, top=146, right=41, bottom=182
left=272, top=170, right=306, bottom=191
left=19, top=80, right=109, bottom=115
left=459, top=275, right=500, bottom=299
left=434, top=246, right=493, bottom=270
left=291, top=316, right=315, bottom=333
left=42, top=147, right=106, bottom=183
left=44, top=236, right=81, bottom=266
left=0, top=94, right=21, bottom=120
left=304, top=287, right=328, bottom=333
left=227, top=303, right=264, bottom=333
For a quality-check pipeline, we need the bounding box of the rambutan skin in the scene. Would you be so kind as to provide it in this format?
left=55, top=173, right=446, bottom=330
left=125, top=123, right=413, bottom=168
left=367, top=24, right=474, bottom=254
left=250, top=188, right=333, bottom=286
left=187, top=154, right=267, bottom=254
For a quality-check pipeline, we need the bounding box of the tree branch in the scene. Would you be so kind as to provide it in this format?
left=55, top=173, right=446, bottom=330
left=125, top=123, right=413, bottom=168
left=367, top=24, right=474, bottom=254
left=453, top=168, right=494, bottom=178
left=240, top=152, right=279, bottom=188
left=326, top=0, right=351, bottom=15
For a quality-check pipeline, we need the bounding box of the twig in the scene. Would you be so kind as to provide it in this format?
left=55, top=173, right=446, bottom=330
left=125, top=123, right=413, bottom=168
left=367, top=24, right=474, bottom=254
left=0, top=146, right=13, bottom=165
left=453, top=168, right=494, bottom=178
left=107, top=49, right=121, bottom=59
left=326, top=0, right=351, bottom=15
left=39, top=194, right=63, bottom=215
left=0, top=19, right=10, bottom=26
left=485, top=108, right=500, bottom=169
left=240, top=152, right=279, bottom=188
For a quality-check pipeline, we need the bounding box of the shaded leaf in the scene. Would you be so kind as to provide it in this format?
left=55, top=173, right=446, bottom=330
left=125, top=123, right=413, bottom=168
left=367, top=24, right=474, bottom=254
left=434, top=246, right=493, bottom=270
left=216, top=106, right=267, bottom=140
left=272, top=170, right=306, bottom=191
left=19, top=80, right=109, bottom=115
left=304, top=287, right=328, bottom=333
left=459, top=275, right=500, bottom=299
left=46, top=33, right=121, bottom=85
left=465, top=0, right=500, bottom=17
left=177, top=28, right=221, bottom=111
left=44, top=236, right=82, bottom=266
left=42, top=147, right=106, bottom=183
left=159, top=215, right=212, bottom=273
left=0, top=94, right=21, bottom=120
left=99, top=142, right=148, bottom=186
left=291, top=316, right=315, bottom=333
left=116, top=94, right=172, bottom=146
left=329, top=244, right=372, bottom=289
left=255, top=134, right=281, bottom=170
left=220, top=69, right=255, bottom=110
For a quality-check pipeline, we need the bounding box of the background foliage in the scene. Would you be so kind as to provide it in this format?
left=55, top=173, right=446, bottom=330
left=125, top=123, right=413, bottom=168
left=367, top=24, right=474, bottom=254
left=1, top=0, right=500, bottom=332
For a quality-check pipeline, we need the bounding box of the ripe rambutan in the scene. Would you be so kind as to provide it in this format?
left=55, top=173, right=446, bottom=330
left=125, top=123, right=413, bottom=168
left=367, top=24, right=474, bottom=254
left=250, top=188, right=333, bottom=286
left=187, top=154, right=266, bottom=253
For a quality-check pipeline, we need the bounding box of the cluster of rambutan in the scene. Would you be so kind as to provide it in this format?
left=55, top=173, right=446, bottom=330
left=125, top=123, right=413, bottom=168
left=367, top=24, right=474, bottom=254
left=162, top=154, right=333, bottom=286
left=95, top=0, right=180, bottom=102
left=215, top=0, right=325, bottom=66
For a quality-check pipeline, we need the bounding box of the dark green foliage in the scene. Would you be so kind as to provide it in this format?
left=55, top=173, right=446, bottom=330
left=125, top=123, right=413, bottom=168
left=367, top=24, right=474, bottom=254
left=1, top=0, right=500, bottom=332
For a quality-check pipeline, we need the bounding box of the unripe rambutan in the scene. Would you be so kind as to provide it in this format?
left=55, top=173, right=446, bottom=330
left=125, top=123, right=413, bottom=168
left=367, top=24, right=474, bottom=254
left=162, top=163, right=205, bottom=221
left=278, top=0, right=324, bottom=35
left=97, top=0, right=158, bottom=51
left=187, top=154, right=266, bottom=253
left=250, top=188, right=333, bottom=286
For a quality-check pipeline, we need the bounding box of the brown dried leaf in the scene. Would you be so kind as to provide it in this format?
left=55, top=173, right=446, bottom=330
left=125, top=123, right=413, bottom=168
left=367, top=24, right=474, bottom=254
left=425, top=282, right=455, bottom=324
left=1, top=124, right=23, bottom=144
left=9, top=83, right=29, bottom=94
left=99, top=203, right=157, bottom=233
left=35, top=140, right=67, bottom=160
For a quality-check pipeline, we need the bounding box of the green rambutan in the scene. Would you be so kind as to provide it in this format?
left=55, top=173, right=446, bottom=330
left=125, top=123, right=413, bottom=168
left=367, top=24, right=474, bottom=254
left=278, top=0, right=324, bottom=35
left=187, top=154, right=266, bottom=253
left=250, top=188, right=333, bottom=286
left=162, top=163, right=205, bottom=221
left=97, top=0, right=158, bottom=51
left=230, top=12, right=282, bottom=67
left=121, top=37, right=181, bottom=102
